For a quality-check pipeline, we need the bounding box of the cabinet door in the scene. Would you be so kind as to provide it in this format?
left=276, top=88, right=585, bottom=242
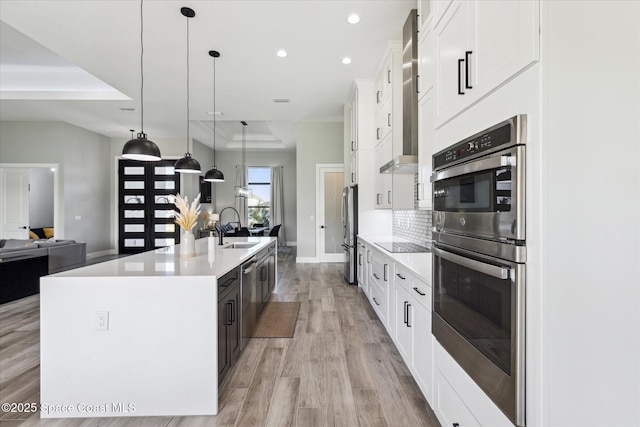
left=412, top=301, right=434, bottom=403
left=418, top=21, right=436, bottom=99
left=435, top=0, right=475, bottom=125
left=378, top=97, right=393, bottom=142
left=228, top=286, right=241, bottom=367
left=394, top=285, right=413, bottom=363
left=431, top=0, right=454, bottom=28
left=417, top=92, right=434, bottom=209
left=350, top=151, right=358, bottom=186
left=474, top=0, right=538, bottom=98
left=218, top=294, right=230, bottom=383
left=375, top=139, right=392, bottom=209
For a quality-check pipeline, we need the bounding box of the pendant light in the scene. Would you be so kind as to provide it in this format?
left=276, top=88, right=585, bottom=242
left=175, top=7, right=202, bottom=174
left=204, top=50, right=225, bottom=183
left=122, top=0, right=162, bottom=161
left=234, top=121, right=252, bottom=198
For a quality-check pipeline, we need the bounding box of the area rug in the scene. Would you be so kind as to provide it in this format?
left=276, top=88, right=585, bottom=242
left=252, top=301, right=301, bottom=338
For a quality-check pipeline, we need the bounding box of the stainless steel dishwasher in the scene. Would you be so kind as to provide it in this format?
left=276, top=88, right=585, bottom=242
left=240, top=257, right=257, bottom=350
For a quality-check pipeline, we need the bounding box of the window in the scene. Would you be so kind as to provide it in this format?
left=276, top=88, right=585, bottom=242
left=247, top=167, right=271, bottom=227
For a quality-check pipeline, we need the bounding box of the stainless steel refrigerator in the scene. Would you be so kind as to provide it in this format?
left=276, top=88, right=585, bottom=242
left=341, top=186, right=358, bottom=284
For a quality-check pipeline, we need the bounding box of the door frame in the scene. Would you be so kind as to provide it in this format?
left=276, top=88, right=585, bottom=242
left=0, top=163, right=61, bottom=239
left=315, top=164, right=345, bottom=263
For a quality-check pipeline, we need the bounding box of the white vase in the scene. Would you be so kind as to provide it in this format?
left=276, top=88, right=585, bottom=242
left=180, top=229, right=196, bottom=258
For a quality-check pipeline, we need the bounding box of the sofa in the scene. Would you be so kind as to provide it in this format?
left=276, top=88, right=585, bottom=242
left=0, top=238, right=86, bottom=304
left=0, top=238, right=86, bottom=274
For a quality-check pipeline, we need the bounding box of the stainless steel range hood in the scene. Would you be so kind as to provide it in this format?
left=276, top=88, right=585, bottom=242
left=380, top=9, right=419, bottom=175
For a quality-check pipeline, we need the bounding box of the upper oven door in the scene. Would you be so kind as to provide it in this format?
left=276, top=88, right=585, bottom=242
left=432, top=145, right=525, bottom=242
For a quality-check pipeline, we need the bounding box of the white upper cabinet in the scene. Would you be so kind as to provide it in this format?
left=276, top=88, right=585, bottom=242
left=430, top=0, right=454, bottom=29
left=435, top=0, right=539, bottom=127
left=418, top=19, right=436, bottom=99
left=418, top=0, right=431, bottom=30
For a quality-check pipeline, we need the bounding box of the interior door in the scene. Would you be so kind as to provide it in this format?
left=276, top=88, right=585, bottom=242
left=318, top=165, right=344, bottom=263
left=118, top=159, right=181, bottom=254
left=0, top=168, right=30, bottom=239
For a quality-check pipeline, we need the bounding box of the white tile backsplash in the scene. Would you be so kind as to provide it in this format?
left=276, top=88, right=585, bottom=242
left=392, top=209, right=432, bottom=246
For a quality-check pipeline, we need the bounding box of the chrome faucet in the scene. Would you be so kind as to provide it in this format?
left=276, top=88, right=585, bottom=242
left=218, top=206, right=242, bottom=245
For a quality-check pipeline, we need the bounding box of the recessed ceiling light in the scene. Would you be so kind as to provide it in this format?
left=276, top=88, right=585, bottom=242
left=277, top=50, right=288, bottom=58
left=273, top=98, right=290, bottom=103
left=347, top=14, right=360, bottom=24
left=341, top=57, right=352, bottom=65
left=119, top=107, right=136, bottom=112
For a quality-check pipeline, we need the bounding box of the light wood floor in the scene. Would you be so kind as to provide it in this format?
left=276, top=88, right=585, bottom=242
left=0, top=248, right=440, bottom=427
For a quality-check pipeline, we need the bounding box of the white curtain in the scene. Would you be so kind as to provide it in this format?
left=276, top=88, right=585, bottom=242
left=270, top=166, right=286, bottom=246
left=235, top=165, right=248, bottom=228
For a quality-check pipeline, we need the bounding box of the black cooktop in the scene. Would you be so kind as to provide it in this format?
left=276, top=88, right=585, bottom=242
left=375, top=242, right=431, bottom=253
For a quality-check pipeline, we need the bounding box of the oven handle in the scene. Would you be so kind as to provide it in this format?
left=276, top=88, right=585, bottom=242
left=432, top=247, right=510, bottom=280
left=431, top=154, right=515, bottom=182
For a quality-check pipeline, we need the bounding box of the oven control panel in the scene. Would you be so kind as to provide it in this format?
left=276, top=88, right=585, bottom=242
left=433, top=115, right=525, bottom=170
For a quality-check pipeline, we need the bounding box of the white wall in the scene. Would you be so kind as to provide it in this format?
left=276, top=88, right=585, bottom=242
left=296, top=122, right=344, bottom=259
left=214, top=149, right=297, bottom=245
left=0, top=121, right=111, bottom=253
left=29, top=167, right=55, bottom=228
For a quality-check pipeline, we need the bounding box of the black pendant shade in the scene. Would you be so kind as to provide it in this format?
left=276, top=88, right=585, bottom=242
left=204, top=166, right=224, bottom=182
left=174, top=152, right=201, bottom=174
left=122, top=132, right=161, bottom=161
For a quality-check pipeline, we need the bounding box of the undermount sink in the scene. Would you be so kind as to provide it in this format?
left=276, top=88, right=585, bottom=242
left=224, top=242, right=259, bottom=249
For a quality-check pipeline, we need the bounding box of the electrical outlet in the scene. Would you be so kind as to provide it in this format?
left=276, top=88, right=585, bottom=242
left=95, top=311, right=109, bottom=331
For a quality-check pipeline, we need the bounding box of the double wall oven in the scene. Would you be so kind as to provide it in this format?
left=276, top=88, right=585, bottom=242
left=431, top=115, right=526, bottom=426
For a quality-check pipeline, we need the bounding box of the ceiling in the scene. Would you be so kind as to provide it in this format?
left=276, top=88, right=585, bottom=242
left=0, top=0, right=415, bottom=151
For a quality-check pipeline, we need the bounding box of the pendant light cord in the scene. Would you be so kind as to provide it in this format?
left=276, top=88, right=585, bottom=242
left=185, top=15, right=190, bottom=153
left=139, top=0, right=145, bottom=134
left=212, top=55, right=216, bottom=164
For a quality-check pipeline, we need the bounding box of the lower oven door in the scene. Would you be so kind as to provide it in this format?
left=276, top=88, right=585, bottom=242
left=432, top=242, right=525, bottom=426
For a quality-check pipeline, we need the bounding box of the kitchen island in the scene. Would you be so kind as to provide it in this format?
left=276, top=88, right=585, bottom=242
left=39, top=236, right=276, bottom=419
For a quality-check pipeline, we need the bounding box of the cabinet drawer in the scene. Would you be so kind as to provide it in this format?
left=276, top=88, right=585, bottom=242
left=395, top=264, right=431, bottom=311
left=435, top=369, right=481, bottom=427
left=369, top=280, right=388, bottom=325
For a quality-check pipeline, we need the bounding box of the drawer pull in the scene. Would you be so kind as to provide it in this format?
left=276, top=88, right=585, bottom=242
left=396, top=273, right=406, bottom=280
left=373, top=273, right=380, bottom=280
left=373, top=297, right=380, bottom=306
left=413, top=286, right=426, bottom=296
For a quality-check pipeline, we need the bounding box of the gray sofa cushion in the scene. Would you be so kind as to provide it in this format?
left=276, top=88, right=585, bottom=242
left=37, top=240, right=74, bottom=248
left=2, top=239, right=39, bottom=250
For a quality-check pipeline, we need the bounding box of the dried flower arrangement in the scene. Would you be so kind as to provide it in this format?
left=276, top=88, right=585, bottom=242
left=174, top=193, right=201, bottom=231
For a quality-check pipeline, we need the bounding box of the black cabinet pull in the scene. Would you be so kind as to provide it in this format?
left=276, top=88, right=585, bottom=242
left=377, top=127, right=381, bottom=140
left=458, top=58, right=464, bottom=95
left=387, top=113, right=391, bottom=127
left=406, top=304, right=412, bottom=327
left=383, top=264, right=388, bottom=281
left=377, top=90, right=381, bottom=103
left=387, top=69, right=391, bottom=84
left=416, top=75, right=420, bottom=94
left=403, top=301, right=408, bottom=324
left=351, top=173, right=355, bottom=183
left=387, top=190, right=391, bottom=204
left=373, top=297, right=380, bottom=306
left=396, top=273, right=406, bottom=280
left=373, top=273, right=380, bottom=280
left=359, top=254, right=362, bottom=266
left=351, top=140, right=355, bottom=151
left=453, top=424, right=460, bottom=427
left=226, top=301, right=233, bottom=325
left=465, top=51, right=473, bottom=89
left=413, top=286, right=426, bottom=296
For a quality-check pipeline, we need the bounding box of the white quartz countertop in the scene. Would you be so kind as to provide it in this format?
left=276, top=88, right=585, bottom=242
left=358, top=234, right=432, bottom=281
left=50, top=236, right=276, bottom=279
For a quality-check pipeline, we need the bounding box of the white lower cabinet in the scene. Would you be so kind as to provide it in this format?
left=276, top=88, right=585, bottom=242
left=369, top=248, right=391, bottom=330
left=434, top=369, right=481, bottom=427
left=411, top=300, right=433, bottom=403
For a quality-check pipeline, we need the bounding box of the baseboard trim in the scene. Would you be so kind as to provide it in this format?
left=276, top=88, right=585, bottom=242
left=86, top=249, right=117, bottom=259
left=296, top=257, right=319, bottom=264
left=286, top=241, right=297, bottom=246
